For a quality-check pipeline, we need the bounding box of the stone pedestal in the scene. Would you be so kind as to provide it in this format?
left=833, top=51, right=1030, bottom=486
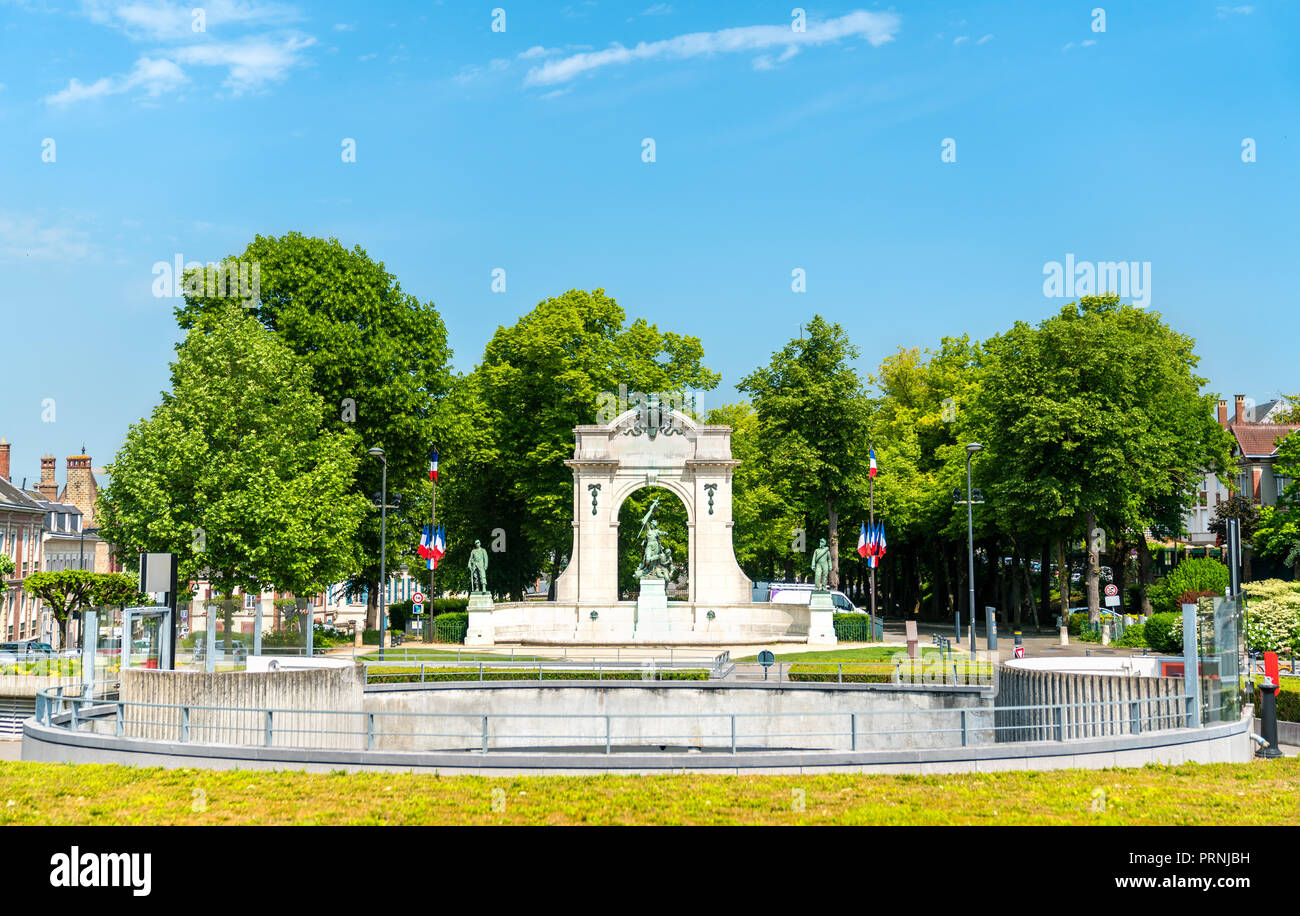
left=464, top=592, right=495, bottom=646
left=808, top=590, right=837, bottom=645
left=635, top=578, right=671, bottom=641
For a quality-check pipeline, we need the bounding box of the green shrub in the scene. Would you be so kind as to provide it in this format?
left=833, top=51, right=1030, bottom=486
left=1253, top=685, right=1300, bottom=723
left=1243, top=579, right=1300, bottom=654
left=1144, top=612, right=1184, bottom=653
left=432, top=611, right=468, bottom=644
left=1114, top=622, right=1147, bottom=647
left=1148, top=558, right=1229, bottom=614
left=832, top=613, right=876, bottom=642
left=1068, top=611, right=1090, bottom=636
left=786, top=664, right=894, bottom=683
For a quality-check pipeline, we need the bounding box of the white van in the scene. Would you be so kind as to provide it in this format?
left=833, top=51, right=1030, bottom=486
left=768, top=584, right=863, bottom=614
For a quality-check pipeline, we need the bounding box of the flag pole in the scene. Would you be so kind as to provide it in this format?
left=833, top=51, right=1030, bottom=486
left=869, top=447, right=877, bottom=620
left=427, top=446, right=438, bottom=643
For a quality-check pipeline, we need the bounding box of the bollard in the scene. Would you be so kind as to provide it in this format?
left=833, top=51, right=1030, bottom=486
left=1013, top=630, right=1024, bottom=659
left=985, top=607, right=998, bottom=651
left=1257, top=680, right=1284, bottom=758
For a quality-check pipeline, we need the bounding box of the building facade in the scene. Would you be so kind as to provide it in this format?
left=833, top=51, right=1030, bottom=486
left=1184, top=395, right=1299, bottom=546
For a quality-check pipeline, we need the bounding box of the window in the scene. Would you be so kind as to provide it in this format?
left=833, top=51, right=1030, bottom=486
left=1278, top=476, right=1292, bottom=497
left=244, top=592, right=259, bottom=610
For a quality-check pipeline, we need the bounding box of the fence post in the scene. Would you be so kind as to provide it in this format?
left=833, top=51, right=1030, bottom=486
left=838, top=663, right=843, bottom=684
left=481, top=715, right=489, bottom=753
left=961, top=710, right=968, bottom=747
left=850, top=713, right=857, bottom=751
left=1053, top=705, right=1063, bottom=742
left=605, top=715, right=611, bottom=755
left=180, top=706, right=189, bottom=743
left=731, top=715, right=737, bottom=754
left=265, top=710, right=273, bottom=747
left=70, top=701, right=78, bottom=732
left=420, top=663, right=425, bottom=684
left=115, top=702, right=124, bottom=738
left=1130, top=701, right=1140, bottom=735
left=366, top=712, right=375, bottom=751
left=479, top=662, right=483, bottom=681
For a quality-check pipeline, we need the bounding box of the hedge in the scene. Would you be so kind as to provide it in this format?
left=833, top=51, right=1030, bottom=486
left=1147, top=558, right=1229, bottom=614
left=366, top=667, right=709, bottom=683
left=832, top=613, right=877, bottom=642
left=1254, top=684, right=1300, bottom=723
left=1144, top=612, right=1184, bottom=654
left=787, top=663, right=897, bottom=683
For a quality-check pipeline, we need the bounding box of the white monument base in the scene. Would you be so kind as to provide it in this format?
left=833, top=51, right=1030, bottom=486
left=635, top=578, right=673, bottom=641
left=807, top=590, right=838, bottom=646
left=464, top=592, right=495, bottom=646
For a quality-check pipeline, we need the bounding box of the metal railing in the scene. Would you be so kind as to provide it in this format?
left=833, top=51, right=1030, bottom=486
left=33, top=685, right=1197, bottom=755
left=363, top=657, right=725, bottom=684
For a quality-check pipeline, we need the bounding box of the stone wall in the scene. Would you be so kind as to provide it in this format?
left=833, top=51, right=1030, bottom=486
left=363, top=682, right=992, bottom=752
left=119, top=664, right=365, bottom=749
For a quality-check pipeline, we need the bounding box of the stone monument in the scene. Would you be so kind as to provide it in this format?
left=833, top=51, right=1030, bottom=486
left=464, top=538, right=495, bottom=646
left=634, top=500, right=672, bottom=640
left=807, top=538, right=837, bottom=645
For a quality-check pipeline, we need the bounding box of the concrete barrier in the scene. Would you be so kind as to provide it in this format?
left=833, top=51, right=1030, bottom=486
left=118, top=664, right=364, bottom=749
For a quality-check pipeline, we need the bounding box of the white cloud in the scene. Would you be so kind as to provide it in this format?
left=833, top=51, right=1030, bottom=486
left=81, top=0, right=300, bottom=41
left=46, top=55, right=186, bottom=105
left=953, top=35, right=968, bottom=46
left=0, top=211, right=98, bottom=261
left=333, top=22, right=355, bottom=31
left=641, top=3, right=673, bottom=14
left=523, top=9, right=901, bottom=87
left=1081, top=39, right=1096, bottom=47
left=169, top=34, right=315, bottom=92
left=976, top=34, right=993, bottom=45
left=1216, top=5, right=1254, bottom=17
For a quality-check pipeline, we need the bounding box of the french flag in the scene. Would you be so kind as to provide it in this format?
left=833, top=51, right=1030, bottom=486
left=868, top=447, right=878, bottom=478
left=428, top=449, right=439, bottom=482
left=857, top=522, right=869, bottom=558
left=430, top=525, right=446, bottom=570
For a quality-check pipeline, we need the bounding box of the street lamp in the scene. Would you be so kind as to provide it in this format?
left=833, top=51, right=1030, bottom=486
left=965, top=443, right=983, bottom=655
left=367, top=448, right=387, bottom=660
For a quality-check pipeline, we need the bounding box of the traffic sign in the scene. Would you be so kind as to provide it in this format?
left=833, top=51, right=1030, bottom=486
left=1104, top=584, right=1118, bottom=597
left=412, top=591, right=425, bottom=604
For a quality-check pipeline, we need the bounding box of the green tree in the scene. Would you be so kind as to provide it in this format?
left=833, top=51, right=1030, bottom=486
left=23, top=571, right=142, bottom=648
left=1257, top=431, right=1300, bottom=576
left=98, top=306, right=369, bottom=642
left=738, top=316, right=873, bottom=590
left=966, top=296, right=1232, bottom=623
left=174, top=233, right=456, bottom=629
left=472, top=289, right=719, bottom=595
left=0, top=554, right=13, bottom=594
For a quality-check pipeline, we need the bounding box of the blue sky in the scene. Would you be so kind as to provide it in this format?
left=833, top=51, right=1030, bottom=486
left=1, top=0, right=1296, bottom=484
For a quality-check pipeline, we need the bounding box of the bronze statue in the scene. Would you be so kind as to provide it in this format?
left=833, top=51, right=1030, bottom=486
left=811, top=537, right=831, bottom=590
left=468, top=539, right=489, bottom=593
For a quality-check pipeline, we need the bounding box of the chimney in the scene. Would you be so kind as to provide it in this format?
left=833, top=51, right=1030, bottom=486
left=0, top=438, right=8, bottom=481
left=1234, top=394, right=1245, bottom=426
left=37, top=454, right=58, bottom=499
left=1217, top=399, right=1228, bottom=429
left=64, top=451, right=96, bottom=521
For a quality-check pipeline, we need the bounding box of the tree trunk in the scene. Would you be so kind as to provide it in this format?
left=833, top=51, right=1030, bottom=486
left=1039, top=542, right=1051, bottom=622
left=826, top=497, right=839, bottom=590
left=1056, top=537, right=1070, bottom=624
left=1021, top=552, right=1039, bottom=630
left=1086, top=510, right=1101, bottom=624
left=1136, top=537, right=1155, bottom=616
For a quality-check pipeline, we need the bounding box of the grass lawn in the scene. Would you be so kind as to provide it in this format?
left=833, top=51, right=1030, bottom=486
left=736, top=646, right=948, bottom=663
left=1, top=758, right=1297, bottom=825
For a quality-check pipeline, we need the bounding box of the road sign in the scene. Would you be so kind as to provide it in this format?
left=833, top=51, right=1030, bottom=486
left=1104, top=584, right=1118, bottom=597
left=412, top=591, right=425, bottom=604
left=1104, top=595, right=1121, bottom=607
left=1014, top=645, right=1024, bottom=659
left=757, top=650, right=775, bottom=681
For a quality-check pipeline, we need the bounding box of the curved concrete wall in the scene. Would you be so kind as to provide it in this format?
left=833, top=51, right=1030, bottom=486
left=118, top=664, right=364, bottom=748
left=21, top=705, right=1255, bottom=775
left=995, top=665, right=1188, bottom=742
left=362, top=682, right=991, bottom=752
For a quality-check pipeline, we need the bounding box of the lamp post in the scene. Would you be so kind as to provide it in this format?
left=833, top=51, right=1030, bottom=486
left=367, top=448, right=387, bottom=661
left=965, top=443, right=983, bottom=655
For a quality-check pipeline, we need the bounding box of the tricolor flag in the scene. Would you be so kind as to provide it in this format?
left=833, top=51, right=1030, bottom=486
left=428, top=449, right=439, bottom=482
left=857, top=522, right=869, bottom=558
left=868, top=447, right=878, bottom=478
left=430, top=525, right=446, bottom=570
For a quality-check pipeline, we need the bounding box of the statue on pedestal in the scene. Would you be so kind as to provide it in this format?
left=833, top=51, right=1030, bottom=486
left=634, top=498, right=674, bottom=581
left=468, top=539, right=489, bottom=593
left=811, top=537, right=831, bottom=590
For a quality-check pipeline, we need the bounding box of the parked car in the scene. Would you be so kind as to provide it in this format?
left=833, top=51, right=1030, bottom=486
left=192, top=639, right=247, bottom=662
left=767, top=584, right=864, bottom=614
